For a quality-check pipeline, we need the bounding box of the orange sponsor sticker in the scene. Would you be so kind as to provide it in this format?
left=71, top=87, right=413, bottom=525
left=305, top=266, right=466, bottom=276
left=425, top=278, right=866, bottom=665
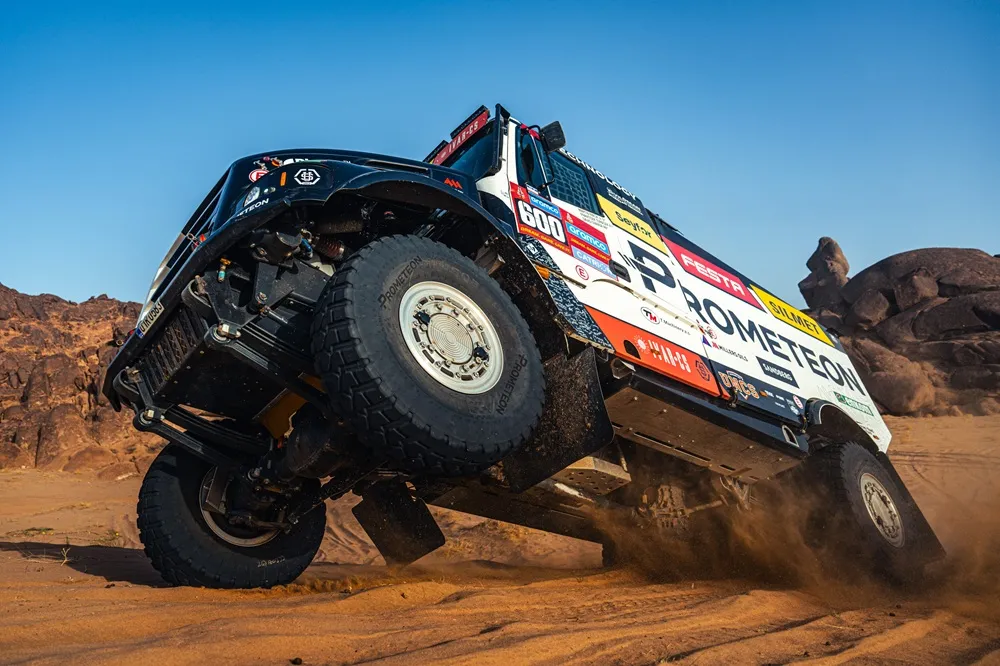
left=587, top=308, right=720, bottom=397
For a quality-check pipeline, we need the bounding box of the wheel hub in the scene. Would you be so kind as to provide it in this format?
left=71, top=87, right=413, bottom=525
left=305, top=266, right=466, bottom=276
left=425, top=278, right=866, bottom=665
left=199, top=468, right=279, bottom=548
left=859, top=472, right=905, bottom=548
left=398, top=281, right=504, bottom=394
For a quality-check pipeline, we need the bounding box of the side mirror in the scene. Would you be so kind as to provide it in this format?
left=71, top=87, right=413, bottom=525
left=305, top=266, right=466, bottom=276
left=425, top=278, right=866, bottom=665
left=539, top=121, right=566, bottom=152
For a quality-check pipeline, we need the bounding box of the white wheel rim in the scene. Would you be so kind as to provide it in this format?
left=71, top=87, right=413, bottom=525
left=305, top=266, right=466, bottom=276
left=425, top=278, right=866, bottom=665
left=199, top=469, right=279, bottom=548
left=859, top=472, right=905, bottom=548
left=398, top=281, right=505, bottom=395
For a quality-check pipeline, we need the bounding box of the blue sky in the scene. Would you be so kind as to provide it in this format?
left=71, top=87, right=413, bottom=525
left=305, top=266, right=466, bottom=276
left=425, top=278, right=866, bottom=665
left=1, top=1, right=997, bottom=306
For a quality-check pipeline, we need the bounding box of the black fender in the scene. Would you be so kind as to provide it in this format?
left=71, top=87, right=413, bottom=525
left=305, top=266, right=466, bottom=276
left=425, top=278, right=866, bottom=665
left=806, top=399, right=881, bottom=455
left=323, top=168, right=612, bottom=352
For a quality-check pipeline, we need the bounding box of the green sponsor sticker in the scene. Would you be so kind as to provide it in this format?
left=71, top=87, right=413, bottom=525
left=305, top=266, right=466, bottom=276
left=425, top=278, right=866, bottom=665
left=834, top=391, right=874, bottom=416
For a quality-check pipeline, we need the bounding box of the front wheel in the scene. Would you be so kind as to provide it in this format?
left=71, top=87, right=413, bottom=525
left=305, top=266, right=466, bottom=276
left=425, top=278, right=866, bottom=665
left=136, top=446, right=326, bottom=589
left=311, top=235, right=545, bottom=476
left=800, top=441, right=925, bottom=584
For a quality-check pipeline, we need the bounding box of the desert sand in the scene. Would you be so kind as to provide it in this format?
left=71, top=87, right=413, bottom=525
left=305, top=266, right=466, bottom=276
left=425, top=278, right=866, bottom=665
left=2, top=414, right=999, bottom=665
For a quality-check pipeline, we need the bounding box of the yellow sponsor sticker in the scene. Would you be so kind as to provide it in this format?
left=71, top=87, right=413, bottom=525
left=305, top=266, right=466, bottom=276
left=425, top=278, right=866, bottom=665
left=597, top=194, right=668, bottom=254
left=750, top=285, right=833, bottom=346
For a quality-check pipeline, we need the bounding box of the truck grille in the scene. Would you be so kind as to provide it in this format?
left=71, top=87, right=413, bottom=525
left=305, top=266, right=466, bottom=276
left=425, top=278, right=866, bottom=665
left=138, top=306, right=208, bottom=397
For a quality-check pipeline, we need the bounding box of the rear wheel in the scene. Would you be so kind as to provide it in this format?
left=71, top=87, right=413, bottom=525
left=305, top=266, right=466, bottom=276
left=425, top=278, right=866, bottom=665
left=311, top=235, right=545, bottom=476
left=800, top=441, right=925, bottom=584
left=137, top=446, right=326, bottom=589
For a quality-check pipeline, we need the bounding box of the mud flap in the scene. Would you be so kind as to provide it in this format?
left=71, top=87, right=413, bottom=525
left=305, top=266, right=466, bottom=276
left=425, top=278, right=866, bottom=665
left=352, top=481, right=446, bottom=565
left=502, top=347, right=614, bottom=493
left=877, top=452, right=947, bottom=564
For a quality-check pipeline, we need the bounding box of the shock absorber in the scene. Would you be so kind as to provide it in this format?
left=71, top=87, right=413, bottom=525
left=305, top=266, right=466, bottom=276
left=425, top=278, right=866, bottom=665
left=313, top=236, right=347, bottom=261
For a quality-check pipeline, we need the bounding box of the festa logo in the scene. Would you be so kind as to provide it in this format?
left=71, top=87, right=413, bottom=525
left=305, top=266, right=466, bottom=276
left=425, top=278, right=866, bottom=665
left=663, top=239, right=762, bottom=310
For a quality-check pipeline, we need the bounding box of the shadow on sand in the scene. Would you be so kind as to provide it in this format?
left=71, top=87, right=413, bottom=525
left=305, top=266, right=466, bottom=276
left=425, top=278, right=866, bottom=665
left=0, top=540, right=165, bottom=586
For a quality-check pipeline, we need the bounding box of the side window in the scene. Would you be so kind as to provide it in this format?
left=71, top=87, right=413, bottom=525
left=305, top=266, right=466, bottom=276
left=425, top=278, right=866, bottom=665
left=548, top=152, right=600, bottom=215
left=515, top=128, right=547, bottom=191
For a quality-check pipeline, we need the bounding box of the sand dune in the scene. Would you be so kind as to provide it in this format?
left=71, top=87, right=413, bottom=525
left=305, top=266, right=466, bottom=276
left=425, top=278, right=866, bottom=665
left=2, top=415, right=999, bottom=665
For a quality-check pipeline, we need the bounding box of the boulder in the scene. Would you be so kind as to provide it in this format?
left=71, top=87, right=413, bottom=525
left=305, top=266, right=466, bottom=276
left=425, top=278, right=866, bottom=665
left=842, top=248, right=1000, bottom=303
left=912, top=292, right=1000, bottom=340
left=846, top=290, right=892, bottom=328
left=893, top=268, right=939, bottom=311
left=798, top=237, right=850, bottom=310
left=799, top=242, right=1000, bottom=416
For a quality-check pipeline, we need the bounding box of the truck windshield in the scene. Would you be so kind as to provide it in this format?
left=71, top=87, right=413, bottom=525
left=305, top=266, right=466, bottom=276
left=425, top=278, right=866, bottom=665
left=441, top=122, right=497, bottom=180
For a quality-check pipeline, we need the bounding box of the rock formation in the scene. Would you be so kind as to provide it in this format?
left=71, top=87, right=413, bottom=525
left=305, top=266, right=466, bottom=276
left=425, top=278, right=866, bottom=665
left=0, top=284, right=162, bottom=474
left=799, top=241, right=1000, bottom=416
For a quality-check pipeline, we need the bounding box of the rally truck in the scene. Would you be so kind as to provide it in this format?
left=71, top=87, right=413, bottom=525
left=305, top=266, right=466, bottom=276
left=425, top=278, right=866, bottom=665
left=103, top=104, right=943, bottom=588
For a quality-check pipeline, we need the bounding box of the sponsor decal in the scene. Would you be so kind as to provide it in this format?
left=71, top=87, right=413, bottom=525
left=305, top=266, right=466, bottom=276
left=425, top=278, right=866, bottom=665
left=511, top=183, right=570, bottom=254
left=571, top=246, right=615, bottom=278
left=663, top=239, right=762, bottom=310
left=564, top=213, right=611, bottom=260
left=248, top=156, right=314, bottom=182
left=750, top=285, right=833, bottom=346
left=136, top=300, right=165, bottom=339
left=719, top=369, right=760, bottom=400
left=529, top=193, right=561, bottom=218
left=757, top=357, right=799, bottom=388
left=575, top=265, right=590, bottom=281
left=378, top=256, right=423, bottom=309
left=598, top=194, right=668, bottom=253
left=560, top=149, right=641, bottom=211
left=575, top=208, right=612, bottom=231
left=696, top=358, right=711, bottom=382
left=236, top=198, right=269, bottom=218
left=702, top=336, right=749, bottom=362
left=443, top=177, right=463, bottom=190
left=243, top=186, right=260, bottom=208
left=834, top=391, right=874, bottom=416
left=681, top=286, right=868, bottom=397
left=431, top=109, right=490, bottom=165
left=641, top=306, right=661, bottom=324
left=623, top=240, right=676, bottom=293
left=716, top=363, right=806, bottom=419
left=294, top=168, right=320, bottom=185
left=586, top=307, right=720, bottom=397
left=496, top=354, right=528, bottom=414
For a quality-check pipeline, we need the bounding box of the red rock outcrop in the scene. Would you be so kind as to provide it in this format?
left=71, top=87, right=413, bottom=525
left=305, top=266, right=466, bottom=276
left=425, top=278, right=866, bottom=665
left=799, top=242, right=1000, bottom=416
left=0, top=284, right=162, bottom=473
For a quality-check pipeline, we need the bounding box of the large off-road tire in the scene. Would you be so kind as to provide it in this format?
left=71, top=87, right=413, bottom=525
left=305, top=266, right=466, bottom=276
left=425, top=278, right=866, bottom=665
left=801, top=441, right=925, bottom=584
left=311, top=235, right=545, bottom=476
left=136, top=446, right=326, bottom=589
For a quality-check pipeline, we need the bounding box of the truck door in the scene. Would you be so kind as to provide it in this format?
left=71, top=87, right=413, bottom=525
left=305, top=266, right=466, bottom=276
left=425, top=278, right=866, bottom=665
left=506, top=124, right=719, bottom=397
